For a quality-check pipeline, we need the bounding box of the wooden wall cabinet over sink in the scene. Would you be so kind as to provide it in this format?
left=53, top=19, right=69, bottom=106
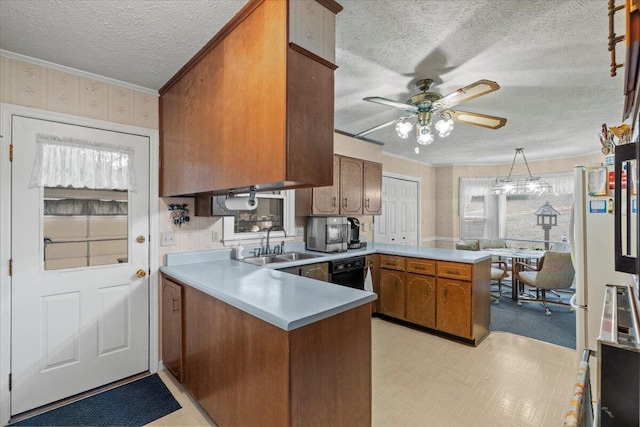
left=296, top=154, right=382, bottom=216
left=376, top=254, right=490, bottom=345
left=159, top=0, right=342, bottom=197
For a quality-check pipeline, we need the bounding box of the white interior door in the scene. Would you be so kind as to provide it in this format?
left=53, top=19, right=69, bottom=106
left=375, top=176, right=418, bottom=246
left=10, top=116, right=150, bottom=415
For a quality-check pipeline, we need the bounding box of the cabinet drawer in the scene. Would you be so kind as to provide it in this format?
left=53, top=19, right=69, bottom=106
left=379, top=255, right=405, bottom=271
left=437, top=262, right=472, bottom=281
left=406, top=258, right=435, bottom=276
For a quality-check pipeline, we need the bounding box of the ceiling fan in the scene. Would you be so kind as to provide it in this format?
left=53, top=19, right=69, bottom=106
left=356, top=78, right=507, bottom=152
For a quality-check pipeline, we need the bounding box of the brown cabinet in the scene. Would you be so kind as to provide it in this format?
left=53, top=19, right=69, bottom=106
left=296, top=155, right=382, bottom=216
left=339, top=156, right=364, bottom=215
left=363, top=161, right=382, bottom=215
left=405, top=273, right=436, bottom=329
left=159, top=0, right=342, bottom=197
left=171, top=274, right=371, bottom=426
left=279, top=262, right=329, bottom=282
left=378, top=268, right=405, bottom=319
left=366, top=255, right=379, bottom=312
left=310, top=156, right=341, bottom=215
left=436, top=278, right=472, bottom=338
left=374, top=254, right=490, bottom=345
left=161, top=277, right=182, bottom=382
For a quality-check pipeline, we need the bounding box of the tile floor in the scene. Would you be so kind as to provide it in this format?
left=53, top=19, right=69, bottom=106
left=150, top=318, right=578, bottom=427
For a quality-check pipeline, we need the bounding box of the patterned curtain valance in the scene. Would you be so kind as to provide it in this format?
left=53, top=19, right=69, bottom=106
left=29, top=134, right=137, bottom=192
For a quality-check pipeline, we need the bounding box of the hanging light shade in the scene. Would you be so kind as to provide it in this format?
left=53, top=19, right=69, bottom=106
left=491, top=148, right=553, bottom=195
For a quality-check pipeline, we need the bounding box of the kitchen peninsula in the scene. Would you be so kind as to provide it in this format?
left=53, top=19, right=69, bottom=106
left=160, top=244, right=490, bottom=426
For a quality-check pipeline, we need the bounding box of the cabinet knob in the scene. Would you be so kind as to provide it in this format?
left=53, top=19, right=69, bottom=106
left=343, top=198, right=348, bottom=208
left=172, top=297, right=179, bottom=312
left=333, top=196, right=337, bottom=207
left=365, top=198, right=370, bottom=208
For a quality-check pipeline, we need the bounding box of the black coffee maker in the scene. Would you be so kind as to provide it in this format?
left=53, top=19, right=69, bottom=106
left=347, top=217, right=361, bottom=249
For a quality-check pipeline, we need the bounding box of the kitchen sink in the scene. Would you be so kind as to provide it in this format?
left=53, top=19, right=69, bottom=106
left=242, top=252, right=322, bottom=266
left=242, top=255, right=283, bottom=266
left=275, top=252, right=322, bottom=261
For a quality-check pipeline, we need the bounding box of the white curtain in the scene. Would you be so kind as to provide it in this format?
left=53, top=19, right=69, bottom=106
left=458, top=177, right=498, bottom=239
left=29, top=134, right=136, bottom=192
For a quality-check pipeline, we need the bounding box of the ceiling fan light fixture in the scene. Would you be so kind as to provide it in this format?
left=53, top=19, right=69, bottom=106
left=395, top=120, right=413, bottom=139
left=435, top=118, right=454, bottom=138
left=416, top=123, right=434, bottom=145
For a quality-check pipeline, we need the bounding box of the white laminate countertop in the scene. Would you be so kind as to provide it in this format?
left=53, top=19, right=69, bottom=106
left=159, top=243, right=490, bottom=332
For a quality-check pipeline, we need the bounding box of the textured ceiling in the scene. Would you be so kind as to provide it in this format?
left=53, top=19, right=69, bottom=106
left=0, top=0, right=627, bottom=165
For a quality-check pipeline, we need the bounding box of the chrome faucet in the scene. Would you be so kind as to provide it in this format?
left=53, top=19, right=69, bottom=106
left=266, top=225, right=287, bottom=255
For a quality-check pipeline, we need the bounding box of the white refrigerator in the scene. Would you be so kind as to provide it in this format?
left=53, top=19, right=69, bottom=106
left=571, top=165, right=634, bottom=354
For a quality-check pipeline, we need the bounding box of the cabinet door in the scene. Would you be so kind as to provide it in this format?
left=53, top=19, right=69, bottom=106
left=363, top=161, right=382, bottom=215
left=278, top=266, right=301, bottom=275
left=162, top=278, right=183, bottom=382
left=301, top=263, right=329, bottom=281
left=378, top=269, right=405, bottom=319
left=339, top=157, right=363, bottom=215
left=366, top=255, right=379, bottom=312
left=436, top=278, right=472, bottom=339
left=312, top=156, right=341, bottom=215
left=405, top=273, right=436, bottom=329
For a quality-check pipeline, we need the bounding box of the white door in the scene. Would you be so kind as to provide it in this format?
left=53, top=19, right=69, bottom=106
left=375, top=177, right=419, bottom=246
left=10, top=116, right=150, bottom=415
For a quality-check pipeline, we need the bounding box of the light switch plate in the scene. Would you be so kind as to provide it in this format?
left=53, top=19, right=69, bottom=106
left=161, top=232, right=176, bottom=246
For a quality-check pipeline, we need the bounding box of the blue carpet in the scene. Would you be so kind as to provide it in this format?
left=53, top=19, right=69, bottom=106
left=11, top=374, right=181, bottom=426
left=490, top=287, right=576, bottom=349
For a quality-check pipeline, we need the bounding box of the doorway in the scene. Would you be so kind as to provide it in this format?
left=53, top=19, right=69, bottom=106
left=374, top=175, right=419, bottom=246
left=0, top=105, right=159, bottom=422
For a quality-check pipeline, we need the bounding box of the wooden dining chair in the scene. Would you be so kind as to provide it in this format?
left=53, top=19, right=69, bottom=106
left=490, top=260, right=509, bottom=304
left=515, top=251, right=575, bottom=315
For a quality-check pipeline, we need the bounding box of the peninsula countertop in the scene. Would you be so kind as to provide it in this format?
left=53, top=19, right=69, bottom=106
left=159, top=243, right=490, bottom=332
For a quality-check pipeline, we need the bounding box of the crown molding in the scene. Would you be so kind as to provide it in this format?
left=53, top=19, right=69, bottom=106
left=1, top=50, right=158, bottom=97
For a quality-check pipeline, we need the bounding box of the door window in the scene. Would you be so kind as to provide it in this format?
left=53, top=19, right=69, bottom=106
left=43, top=187, right=128, bottom=270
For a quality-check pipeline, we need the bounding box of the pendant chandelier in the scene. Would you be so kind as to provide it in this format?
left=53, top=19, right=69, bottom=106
left=491, top=148, right=553, bottom=195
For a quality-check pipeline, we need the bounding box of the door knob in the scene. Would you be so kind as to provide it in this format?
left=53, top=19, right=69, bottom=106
left=136, top=235, right=146, bottom=243
left=136, top=269, right=147, bottom=278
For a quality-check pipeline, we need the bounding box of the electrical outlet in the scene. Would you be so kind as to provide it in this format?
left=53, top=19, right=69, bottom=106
left=212, top=231, right=219, bottom=241
left=296, top=227, right=304, bottom=236
left=161, top=232, right=176, bottom=246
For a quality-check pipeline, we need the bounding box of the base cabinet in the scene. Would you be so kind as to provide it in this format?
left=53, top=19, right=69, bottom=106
left=278, top=262, right=329, bottom=281
left=405, top=273, right=436, bottom=329
left=436, top=278, right=472, bottom=339
left=379, top=269, right=405, bottom=319
left=374, top=255, right=490, bottom=345
left=178, top=279, right=370, bottom=426
left=161, top=278, right=183, bottom=382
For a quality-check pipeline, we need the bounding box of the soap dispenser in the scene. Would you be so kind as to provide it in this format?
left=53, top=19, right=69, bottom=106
left=235, top=243, right=245, bottom=260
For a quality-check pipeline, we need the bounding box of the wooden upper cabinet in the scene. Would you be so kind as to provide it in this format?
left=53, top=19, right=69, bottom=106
left=296, top=154, right=383, bottom=216
left=159, top=0, right=341, bottom=197
left=339, top=156, right=364, bottom=215
left=312, top=156, right=340, bottom=215
left=363, top=161, right=382, bottom=215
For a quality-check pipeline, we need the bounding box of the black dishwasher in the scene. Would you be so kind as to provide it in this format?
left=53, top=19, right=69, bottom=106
left=329, top=256, right=366, bottom=290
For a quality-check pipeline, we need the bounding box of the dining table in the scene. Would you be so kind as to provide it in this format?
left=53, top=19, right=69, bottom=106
left=480, top=248, right=546, bottom=301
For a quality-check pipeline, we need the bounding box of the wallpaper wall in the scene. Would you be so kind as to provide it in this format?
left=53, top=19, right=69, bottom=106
left=0, top=55, right=227, bottom=265
left=0, top=56, right=158, bottom=129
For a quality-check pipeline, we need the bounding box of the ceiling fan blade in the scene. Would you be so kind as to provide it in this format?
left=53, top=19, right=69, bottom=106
left=356, top=116, right=414, bottom=137
left=448, top=110, right=507, bottom=129
left=433, top=80, right=500, bottom=110
left=364, top=97, right=419, bottom=113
